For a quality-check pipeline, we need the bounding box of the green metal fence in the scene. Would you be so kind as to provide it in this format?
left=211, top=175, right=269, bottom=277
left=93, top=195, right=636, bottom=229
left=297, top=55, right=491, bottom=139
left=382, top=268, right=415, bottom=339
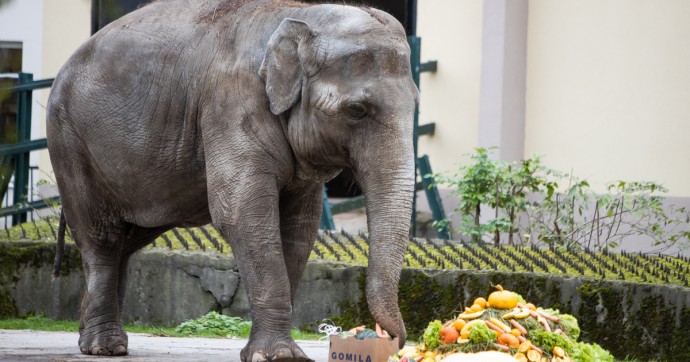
left=0, top=73, right=57, bottom=225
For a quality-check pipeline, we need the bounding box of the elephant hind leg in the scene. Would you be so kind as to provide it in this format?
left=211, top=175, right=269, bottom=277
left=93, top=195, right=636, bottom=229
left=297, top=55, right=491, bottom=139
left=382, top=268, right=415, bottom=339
left=77, top=231, right=129, bottom=356
left=76, top=221, right=168, bottom=356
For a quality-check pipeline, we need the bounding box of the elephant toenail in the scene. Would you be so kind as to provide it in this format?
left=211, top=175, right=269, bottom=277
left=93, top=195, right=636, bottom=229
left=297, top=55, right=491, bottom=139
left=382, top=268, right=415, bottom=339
left=272, top=347, right=293, bottom=360
left=92, top=346, right=110, bottom=355
left=252, top=352, right=268, bottom=362
left=113, top=345, right=128, bottom=355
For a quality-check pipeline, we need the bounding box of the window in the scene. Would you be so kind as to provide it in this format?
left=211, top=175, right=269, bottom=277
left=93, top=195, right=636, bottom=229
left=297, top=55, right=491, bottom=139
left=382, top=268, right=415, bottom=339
left=0, top=41, right=21, bottom=73
left=0, top=41, right=22, bottom=145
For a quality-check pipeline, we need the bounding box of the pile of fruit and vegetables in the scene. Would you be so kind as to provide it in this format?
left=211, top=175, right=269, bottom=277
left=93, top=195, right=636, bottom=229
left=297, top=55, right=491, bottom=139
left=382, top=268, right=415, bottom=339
left=389, top=285, right=614, bottom=362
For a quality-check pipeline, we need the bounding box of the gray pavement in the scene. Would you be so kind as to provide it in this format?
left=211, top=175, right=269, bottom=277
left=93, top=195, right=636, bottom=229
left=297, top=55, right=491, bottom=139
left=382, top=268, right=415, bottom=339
left=0, top=330, right=331, bottom=362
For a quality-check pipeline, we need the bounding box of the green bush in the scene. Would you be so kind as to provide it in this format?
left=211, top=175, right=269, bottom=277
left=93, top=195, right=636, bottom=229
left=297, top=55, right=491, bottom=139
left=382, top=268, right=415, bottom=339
left=431, top=148, right=690, bottom=251
left=175, top=311, right=252, bottom=337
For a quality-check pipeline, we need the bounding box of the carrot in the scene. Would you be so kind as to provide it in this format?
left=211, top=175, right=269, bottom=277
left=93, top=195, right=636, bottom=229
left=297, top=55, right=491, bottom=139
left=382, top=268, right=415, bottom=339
left=537, top=316, right=551, bottom=332
left=510, top=320, right=528, bottom=335
left=538, top=310, right=560, bottom=322
left=485, top=321, right=506, bottom=335
left=517, top=335, right=527, bottom=343
left=494, top=343, right=510, bottom=351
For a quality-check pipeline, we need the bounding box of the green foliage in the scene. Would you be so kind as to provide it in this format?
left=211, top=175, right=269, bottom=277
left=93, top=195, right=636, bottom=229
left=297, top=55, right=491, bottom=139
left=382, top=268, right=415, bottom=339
left=468, top=322, right=496, bottom=344
left=0, top=313, right=322, bottom=340
left=557, top=313, right=581, bottom=340
left=0, top=314, right=79, bottom=332
left=175, top=311, right=252, bottom=337
left=432, top=148, right=690, bottom=251
left=421, top=320, right=443, bottom=350
left=528, top=330, right=576, bottom=354
left=4, top=221, right=690, bottom=287
left=0, top=217, right=66, bottom=243
left=571, top=341, right=615, bottom=362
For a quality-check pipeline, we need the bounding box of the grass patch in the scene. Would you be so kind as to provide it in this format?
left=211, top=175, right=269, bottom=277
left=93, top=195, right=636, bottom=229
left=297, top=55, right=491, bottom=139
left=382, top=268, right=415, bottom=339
left=0, top=314, right=79, bottom=332
left=0, top=314, right=322, bottom=340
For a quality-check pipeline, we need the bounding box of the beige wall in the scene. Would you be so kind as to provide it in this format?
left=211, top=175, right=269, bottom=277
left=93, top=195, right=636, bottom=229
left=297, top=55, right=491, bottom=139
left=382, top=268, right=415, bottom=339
left=525, top=0, right=690, bottom=196
left=30, top=0, right=690, bottom=199
left=416, top=0, right=484, bottom=174
left=42, top=0, right=91, bottom=78
left=38, top=0, right=91, bottom=177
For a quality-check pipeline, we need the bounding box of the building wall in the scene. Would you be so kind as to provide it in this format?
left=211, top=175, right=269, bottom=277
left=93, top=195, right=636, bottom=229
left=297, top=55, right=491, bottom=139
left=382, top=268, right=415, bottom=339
left=525, top=0, right=690, bottom=197
left=0, top=0, right=44, bottom=77
left=4, top=0, right=690, bottom=212
left=0, top=0, right=45, bottom=170
left=37, top=0, right=91, bottom=177
left=416, top=0, right=484, bottom=174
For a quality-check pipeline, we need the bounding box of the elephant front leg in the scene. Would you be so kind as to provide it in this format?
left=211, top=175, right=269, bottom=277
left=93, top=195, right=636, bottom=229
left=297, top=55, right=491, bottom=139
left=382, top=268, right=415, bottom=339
left=279, top=183, right=323, bottom=304
left=210, top=179, right=311, bottom=362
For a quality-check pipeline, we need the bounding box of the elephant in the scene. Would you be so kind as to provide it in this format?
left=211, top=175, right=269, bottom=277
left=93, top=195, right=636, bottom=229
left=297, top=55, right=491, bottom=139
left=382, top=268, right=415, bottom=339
left=46, top=0, right=418, bottom=360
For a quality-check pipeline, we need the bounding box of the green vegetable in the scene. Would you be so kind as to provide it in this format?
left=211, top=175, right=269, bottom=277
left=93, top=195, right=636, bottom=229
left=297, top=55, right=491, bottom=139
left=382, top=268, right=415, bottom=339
left=557, top=314, right=581, bottom=340
left=514, top=292, right=527, bottom=305
left=175, top=311, right=251, bottom=337
left=570, top=341, right=614, bottom=362
left=528, top=330, right=576, bottom=354
left=538, top=307, right=560, bottom=316
left=422, top=320, right=443, bottom=350
left=468, top=323, right=497, bottom=344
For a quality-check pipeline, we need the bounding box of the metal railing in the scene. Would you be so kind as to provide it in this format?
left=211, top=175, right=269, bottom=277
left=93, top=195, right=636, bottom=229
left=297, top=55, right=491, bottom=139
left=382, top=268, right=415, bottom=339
left=0, top=73, right=57, bottom=226
left=1, top=166, right=60, bottom=227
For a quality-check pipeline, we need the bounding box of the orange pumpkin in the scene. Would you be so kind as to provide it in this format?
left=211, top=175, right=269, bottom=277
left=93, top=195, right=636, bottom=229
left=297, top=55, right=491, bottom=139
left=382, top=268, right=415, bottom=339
left=487, top=285, right=518, bottom=309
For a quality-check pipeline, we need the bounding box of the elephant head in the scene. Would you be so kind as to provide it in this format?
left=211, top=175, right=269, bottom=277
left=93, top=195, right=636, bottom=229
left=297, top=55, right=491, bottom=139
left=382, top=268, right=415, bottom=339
left=259, top=6, right=418, bottom=347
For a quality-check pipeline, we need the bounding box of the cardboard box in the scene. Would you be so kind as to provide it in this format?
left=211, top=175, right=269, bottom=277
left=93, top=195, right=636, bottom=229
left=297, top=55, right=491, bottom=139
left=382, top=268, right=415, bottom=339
left=328, top=335, right=399, bottom=362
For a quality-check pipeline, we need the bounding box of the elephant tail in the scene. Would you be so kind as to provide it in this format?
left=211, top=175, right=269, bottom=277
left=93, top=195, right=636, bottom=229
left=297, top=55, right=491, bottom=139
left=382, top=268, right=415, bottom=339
left=52, top=211, right=66, bottom=278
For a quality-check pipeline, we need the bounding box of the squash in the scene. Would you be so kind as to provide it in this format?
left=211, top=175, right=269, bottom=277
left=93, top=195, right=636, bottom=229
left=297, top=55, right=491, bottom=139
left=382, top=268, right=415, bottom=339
left=487, top=285, right=519, bottom=309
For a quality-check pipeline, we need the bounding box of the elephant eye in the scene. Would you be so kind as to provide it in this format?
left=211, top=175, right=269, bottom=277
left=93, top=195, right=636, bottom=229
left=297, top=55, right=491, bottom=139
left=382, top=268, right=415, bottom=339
left=345, top=102, right=368, bottom=120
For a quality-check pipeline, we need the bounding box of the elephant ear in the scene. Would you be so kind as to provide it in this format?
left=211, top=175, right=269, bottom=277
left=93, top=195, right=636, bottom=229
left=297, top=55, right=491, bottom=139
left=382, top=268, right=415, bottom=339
left=259, top=18, right=316, bottom=115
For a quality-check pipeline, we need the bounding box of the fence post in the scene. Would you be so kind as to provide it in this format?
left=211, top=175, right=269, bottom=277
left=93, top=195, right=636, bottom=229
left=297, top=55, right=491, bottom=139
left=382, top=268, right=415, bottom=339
left=12, top=72, right=33, bottom=225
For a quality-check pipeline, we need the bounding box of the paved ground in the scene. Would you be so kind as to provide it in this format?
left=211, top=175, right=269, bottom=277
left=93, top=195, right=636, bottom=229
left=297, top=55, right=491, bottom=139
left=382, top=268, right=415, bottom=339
left=0, top=330, right=330, bottom=362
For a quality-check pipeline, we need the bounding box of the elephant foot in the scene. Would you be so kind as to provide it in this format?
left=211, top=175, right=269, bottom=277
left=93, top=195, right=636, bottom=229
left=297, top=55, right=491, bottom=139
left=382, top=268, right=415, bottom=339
left=241, top=336, right=313, bottom=362
left=78, top=323, right=128, bottom=356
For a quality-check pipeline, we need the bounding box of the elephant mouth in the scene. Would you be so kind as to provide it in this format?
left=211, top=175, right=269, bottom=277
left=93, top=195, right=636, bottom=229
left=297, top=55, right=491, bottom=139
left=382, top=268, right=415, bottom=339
left=294, top=159, right=342, bottom=183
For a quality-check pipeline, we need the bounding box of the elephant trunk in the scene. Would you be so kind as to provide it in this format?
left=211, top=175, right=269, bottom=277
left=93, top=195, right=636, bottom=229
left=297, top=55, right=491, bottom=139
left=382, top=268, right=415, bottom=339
left=356, top=146, right=414, bottom=349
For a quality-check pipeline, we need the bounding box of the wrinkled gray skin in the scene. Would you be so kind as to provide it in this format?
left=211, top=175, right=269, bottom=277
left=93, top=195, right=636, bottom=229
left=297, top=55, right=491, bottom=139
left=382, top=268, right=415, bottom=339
left=46, top=0, right=417, bottom=360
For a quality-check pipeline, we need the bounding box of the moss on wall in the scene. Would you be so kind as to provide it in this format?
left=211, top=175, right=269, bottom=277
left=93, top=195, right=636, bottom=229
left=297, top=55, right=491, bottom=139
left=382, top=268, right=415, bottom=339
left=0, top=289, right=18, bottom=318
left=0, top=241, right=82, bottom=317
left=330, top=270, right=373, bottom=330
left=397, top=271, right=457, bottom=340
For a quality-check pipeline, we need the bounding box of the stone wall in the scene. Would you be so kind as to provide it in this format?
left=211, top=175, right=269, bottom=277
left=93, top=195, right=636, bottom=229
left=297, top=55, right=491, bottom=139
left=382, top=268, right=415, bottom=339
left=1, top=241, right=689, bottom=361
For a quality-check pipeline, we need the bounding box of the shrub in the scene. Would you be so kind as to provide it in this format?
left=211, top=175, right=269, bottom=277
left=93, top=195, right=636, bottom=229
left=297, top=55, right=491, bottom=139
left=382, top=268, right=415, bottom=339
left=431, top=148, right=690, bottom=251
